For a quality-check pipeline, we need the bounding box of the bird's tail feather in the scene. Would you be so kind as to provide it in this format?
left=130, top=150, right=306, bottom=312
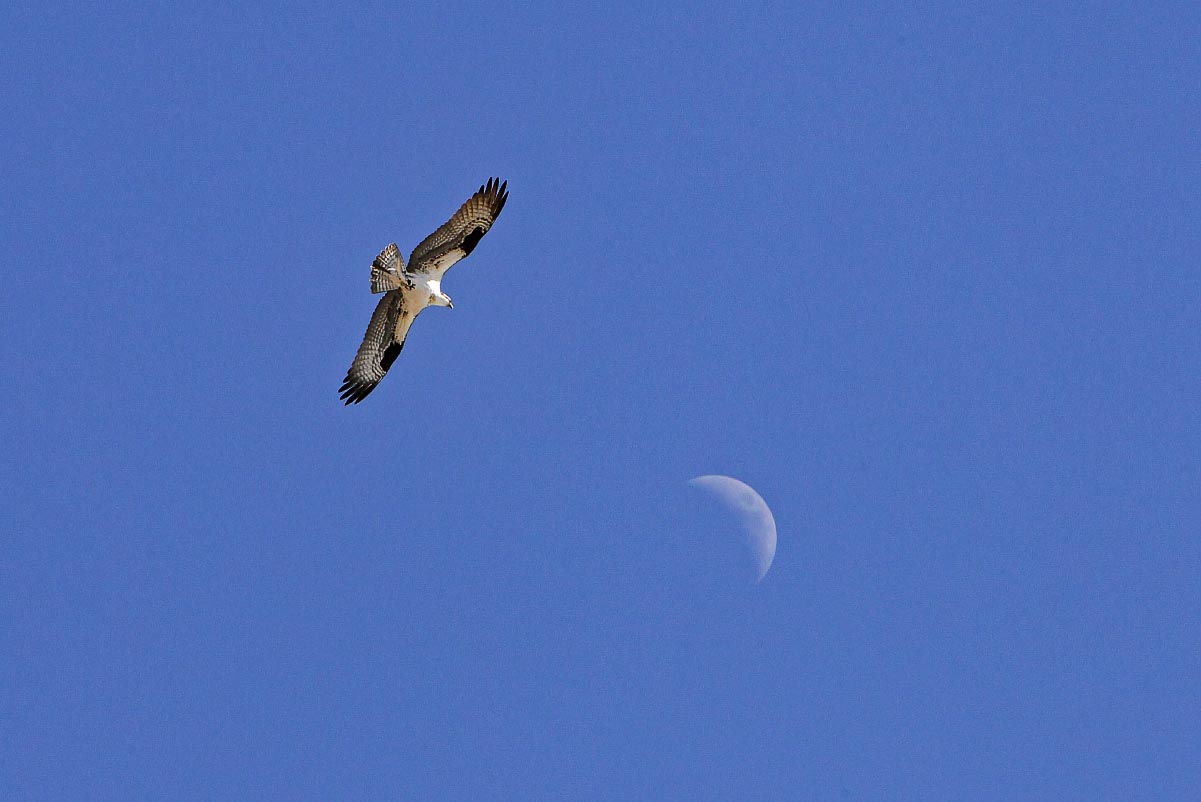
left=371, top=267, right=405, bottom=294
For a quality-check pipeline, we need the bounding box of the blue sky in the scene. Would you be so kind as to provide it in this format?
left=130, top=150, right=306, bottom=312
left=3, top=3, right=1200, bottom=799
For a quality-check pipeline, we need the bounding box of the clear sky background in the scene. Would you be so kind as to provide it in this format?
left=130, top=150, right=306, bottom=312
left=3, top=3, right=1200, bottom=800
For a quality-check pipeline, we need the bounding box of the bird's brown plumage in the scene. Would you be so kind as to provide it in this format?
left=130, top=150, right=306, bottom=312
left=408, top=177, right=509, bottom=276
left=339, top=178, right=509, bottom=405
left=339, top=290, right=412, bottom=404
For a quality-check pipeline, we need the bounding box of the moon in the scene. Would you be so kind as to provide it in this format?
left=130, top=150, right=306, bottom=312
left=687, top=475, right=777, bottom=582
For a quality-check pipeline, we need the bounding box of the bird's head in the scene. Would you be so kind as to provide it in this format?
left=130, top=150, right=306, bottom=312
left=431, top=292, right=453, bottom=310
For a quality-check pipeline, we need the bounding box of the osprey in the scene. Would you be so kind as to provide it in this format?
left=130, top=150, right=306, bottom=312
left=339, top=177, right=509, bottom=404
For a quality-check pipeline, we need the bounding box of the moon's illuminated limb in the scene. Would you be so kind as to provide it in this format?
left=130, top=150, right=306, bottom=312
left=688, top=475, right=777, bottom=582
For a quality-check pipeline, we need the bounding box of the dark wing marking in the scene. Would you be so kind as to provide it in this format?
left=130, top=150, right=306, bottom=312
left=408, top=177, right=508, bottom=275
left=370, top=242, right=406, bottom=294
left=339, top=290, right=412, bottom=404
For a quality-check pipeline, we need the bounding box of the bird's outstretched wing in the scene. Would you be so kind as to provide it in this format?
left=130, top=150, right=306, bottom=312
left=370, top=243, right=407, bottom=294
left=339, top=290, right=414, bottom=404
left=408, top=177, right=508, bottom=276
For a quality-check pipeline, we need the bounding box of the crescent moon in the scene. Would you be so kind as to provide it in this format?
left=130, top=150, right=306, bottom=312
left=687, top=475, right=777, bottom=582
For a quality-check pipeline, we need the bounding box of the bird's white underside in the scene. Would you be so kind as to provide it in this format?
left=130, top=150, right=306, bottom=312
left=403, top=273, right=451, bottom=314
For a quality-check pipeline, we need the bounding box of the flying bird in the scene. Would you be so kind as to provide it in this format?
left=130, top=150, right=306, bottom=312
left=339, top=177, right=509, bottom=404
